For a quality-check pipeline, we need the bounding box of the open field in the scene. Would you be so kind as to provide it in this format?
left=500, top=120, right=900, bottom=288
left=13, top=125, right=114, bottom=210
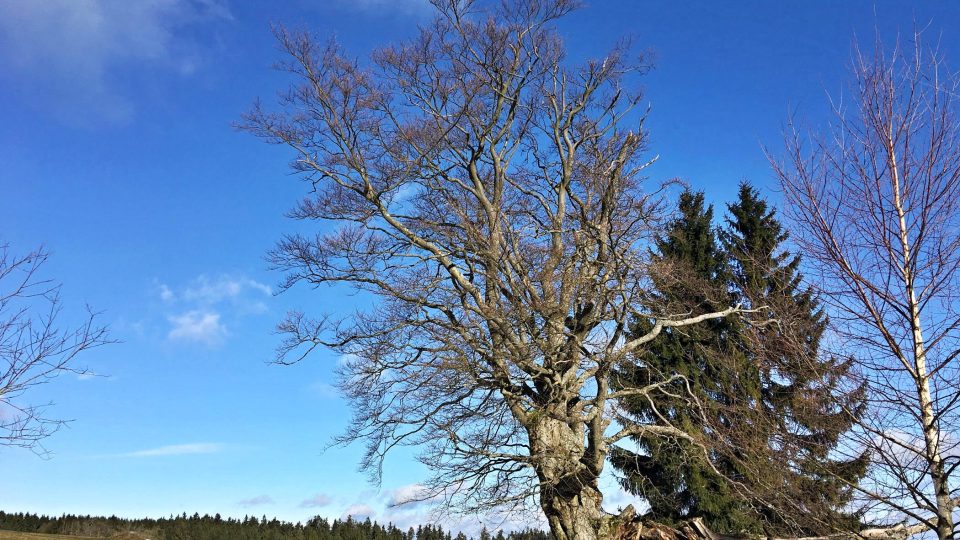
left=0, top=532, right=98, bottom=540
left=0, top=532, right=149, bottom=540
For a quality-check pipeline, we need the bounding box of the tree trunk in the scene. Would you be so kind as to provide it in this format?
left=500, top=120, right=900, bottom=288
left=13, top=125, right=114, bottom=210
left=541, top=483, right=607, bottom=540
left=892, top=158, right=956, bottom=540
left=917, top=362, right=954, bottom=540
left=529, top=415, right=609, bottom=540
left=909, top=297, right=954, bottom=540
left=525, top=408, right=939, bottom=540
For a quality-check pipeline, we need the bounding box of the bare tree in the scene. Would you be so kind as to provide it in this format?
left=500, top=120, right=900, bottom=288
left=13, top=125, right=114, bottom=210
left=773, top=35, right=960, bottom=540
left=0, top=244, right=109, bottom=452
left=242, top=1, right=758, bottom=538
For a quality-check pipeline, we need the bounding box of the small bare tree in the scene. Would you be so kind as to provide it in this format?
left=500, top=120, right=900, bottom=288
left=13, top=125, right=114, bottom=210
left=0, top=244, right=109, bottom=451
left=243, top=1, right=754, bottom=538
left=773, top=36, right=960, bottom=540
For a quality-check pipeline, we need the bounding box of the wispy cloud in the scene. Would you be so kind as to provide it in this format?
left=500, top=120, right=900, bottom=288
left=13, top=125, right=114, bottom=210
left=299, top=494, right=334, bottom=508
left=121, top=442, right=223, bottom=458
left=601, top=487, right=641, bottom=513
left=158, top=274, right=272, bottom=346
left=76, top=371, right=116, bottom=382
left=0, top=0, right=231, bottom=126
left=167, top=310, right=226, bottom=344
left=336, top=0, right=431, bottom=15
left=341, top=504, right=375, bottom=521
left=180, top=275, right=272, bottom=304
left=159, top=283, right=175, bottom=302
left=158, top=275, right=272, bottom=306
left=374, top=483, right=548, bottom=536
left=386, top=483, right=434, bottom=508
left=238, top=495, right=274, bottom=508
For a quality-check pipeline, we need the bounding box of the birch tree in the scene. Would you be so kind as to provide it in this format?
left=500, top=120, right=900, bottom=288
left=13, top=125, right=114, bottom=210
left=242, top=1, right=755, bottom=538
left=773, top=37, right=960, bottom=540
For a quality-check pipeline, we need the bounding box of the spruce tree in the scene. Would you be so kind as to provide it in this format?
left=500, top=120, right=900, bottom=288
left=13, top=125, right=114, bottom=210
left=720, top=182, right=867, bottom=534
left=610, top=189, right=761, bottom=533
left=612, top=186, right=867, bottom=535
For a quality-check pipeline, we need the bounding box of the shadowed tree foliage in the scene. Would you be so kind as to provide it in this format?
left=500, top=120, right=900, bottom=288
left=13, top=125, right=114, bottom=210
left=610, top=190, right=761, bottom=533
left=721, top=183, right=867, bottom=534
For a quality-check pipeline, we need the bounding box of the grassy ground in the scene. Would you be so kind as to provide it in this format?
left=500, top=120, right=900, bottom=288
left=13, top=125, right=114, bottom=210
left=0, top=531, right=150, bottom=540
left=0, top=532, right=98, bottom=540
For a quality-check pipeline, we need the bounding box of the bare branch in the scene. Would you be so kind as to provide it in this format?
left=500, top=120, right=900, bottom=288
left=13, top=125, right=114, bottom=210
left=0, top=244, right=111, bottom=453
left=772, top=31, right=960, bottom=540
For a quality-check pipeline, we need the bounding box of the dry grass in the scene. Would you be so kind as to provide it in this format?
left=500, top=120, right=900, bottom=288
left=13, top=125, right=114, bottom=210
left=0, top=532, right=99, bottom=540
left=0, top=531, right=153, bottom=540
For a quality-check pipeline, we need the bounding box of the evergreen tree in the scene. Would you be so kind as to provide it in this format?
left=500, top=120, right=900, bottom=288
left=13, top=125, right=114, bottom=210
left=611, top=185, right=868, bottom=536
left=0, top=508, right=549, bottom=540
left=720, top=182, right=867, bottom=534
left=610, top=189, right=761, bottom=533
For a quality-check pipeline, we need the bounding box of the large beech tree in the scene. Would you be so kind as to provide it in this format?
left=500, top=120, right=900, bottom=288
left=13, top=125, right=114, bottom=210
left=242, top=1, right=754, bottom=538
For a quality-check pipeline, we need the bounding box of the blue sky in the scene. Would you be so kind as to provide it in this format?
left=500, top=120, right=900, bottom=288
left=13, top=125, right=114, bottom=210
left=1, top=0, right=959, bottom=533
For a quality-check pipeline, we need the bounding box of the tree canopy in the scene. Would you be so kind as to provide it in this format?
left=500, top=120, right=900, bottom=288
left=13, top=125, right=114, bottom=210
left=243, top=1, right=757, bottom=537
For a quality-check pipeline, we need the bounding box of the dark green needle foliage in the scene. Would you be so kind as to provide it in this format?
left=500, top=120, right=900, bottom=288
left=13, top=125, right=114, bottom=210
left=0, top=511, right=549, bottom=540
left=720, top=183, right=867, bottom=534
left=610, top=189, right=761, bottom=534
left=611, top=185, right=867, bottom=536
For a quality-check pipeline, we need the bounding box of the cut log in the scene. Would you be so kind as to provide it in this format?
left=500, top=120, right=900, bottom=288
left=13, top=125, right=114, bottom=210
left=612, top=507, right=928, bottom=540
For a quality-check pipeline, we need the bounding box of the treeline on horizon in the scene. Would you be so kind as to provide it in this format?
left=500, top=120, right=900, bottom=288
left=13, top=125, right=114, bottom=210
left=0, top=510, right=549, bottom=540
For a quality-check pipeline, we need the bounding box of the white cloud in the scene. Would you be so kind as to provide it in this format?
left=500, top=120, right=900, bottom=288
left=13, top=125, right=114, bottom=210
left=337, top=0, right=430, bottom=15
left=158, top=273, right=273, bottom=346
left=182, top=276, right=242, bottom=303
left=387, top=483, right=433, bottom=508
left=338, top=354, right=361, bottom=367
left=176, top=275, right=272, bottom=305
left=167, top=310, right=226, bottom=344
left=601, top=487, right=642, bottom=514
left=159, top=283, right=175, bottom=302
left=122, top=442, right=223, bottom=457
left=0, top=402, right=18, bottom=422
left=377, top=505, right=541, bottom=538
left=0, top=0, right=231, bottom=125
left=299, top=494, right=334, bottom=508
left=237, top=495, right=274, bottom=508
left=76, top=371, right=115, bottom=381
left=341, top=504, right=375, bottom=521
left=244, top=280, right=273, bottom=297
left=599, top=469, right=644, bottom=514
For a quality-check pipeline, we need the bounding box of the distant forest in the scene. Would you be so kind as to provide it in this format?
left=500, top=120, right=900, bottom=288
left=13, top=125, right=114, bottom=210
left=0, top=511, right=548, bottom=540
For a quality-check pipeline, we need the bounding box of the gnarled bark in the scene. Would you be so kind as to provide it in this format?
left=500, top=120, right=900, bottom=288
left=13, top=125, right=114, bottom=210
left=529, top=415, right=606, bottom=540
